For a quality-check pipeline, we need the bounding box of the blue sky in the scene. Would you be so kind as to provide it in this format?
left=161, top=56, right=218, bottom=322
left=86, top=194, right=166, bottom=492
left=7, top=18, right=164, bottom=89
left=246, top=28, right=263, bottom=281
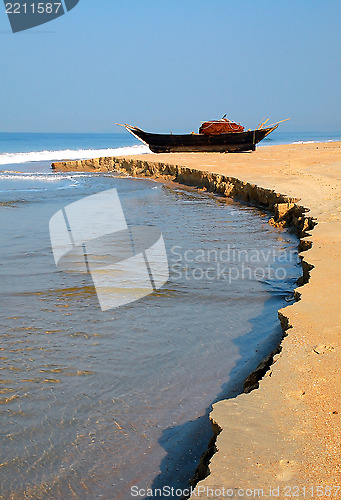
left=0, top=0, right=340, bottom=133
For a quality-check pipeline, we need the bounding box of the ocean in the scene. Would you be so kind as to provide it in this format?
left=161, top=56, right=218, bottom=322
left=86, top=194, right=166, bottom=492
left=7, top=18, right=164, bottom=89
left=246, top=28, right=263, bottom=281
left=0, top=130, right=324, bottom=499
left=0, top=130, right=340, bottom=165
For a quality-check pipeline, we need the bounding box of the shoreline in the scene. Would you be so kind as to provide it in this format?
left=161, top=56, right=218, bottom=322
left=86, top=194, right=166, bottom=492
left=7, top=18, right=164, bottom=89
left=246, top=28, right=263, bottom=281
left=52, top=142, right=341, bottom=496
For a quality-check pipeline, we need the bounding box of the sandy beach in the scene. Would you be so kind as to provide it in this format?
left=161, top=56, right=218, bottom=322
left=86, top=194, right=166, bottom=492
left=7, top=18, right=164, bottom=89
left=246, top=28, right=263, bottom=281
left=53, top=141, right=341, bottom=498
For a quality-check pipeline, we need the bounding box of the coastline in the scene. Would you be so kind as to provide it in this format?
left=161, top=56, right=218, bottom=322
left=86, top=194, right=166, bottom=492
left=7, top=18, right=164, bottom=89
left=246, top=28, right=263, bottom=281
left=52, top=142, right=341, bottom=496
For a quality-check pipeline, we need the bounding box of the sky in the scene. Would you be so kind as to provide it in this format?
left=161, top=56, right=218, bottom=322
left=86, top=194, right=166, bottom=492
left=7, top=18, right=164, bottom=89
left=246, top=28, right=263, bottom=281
left=0, top=0, right=340, bottom=133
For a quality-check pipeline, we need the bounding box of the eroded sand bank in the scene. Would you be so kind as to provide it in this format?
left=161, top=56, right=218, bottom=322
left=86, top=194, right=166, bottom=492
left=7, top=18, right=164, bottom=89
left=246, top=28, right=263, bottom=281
left=52, top=142, right=341, bottom=498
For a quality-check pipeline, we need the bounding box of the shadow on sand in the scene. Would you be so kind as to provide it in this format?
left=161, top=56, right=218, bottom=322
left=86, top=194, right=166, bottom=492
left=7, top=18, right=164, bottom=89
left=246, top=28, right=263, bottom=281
left=143, top=292, right=293, bottom=499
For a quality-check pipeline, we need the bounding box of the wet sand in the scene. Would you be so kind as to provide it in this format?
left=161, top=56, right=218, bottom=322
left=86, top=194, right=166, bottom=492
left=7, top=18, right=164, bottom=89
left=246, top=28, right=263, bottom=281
left=53, top=142, right=341, bottom=498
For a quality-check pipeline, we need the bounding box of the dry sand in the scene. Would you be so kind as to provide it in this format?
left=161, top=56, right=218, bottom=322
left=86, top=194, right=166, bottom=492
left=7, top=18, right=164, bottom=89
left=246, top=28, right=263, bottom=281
left=53, top=142, right=341, bottom=498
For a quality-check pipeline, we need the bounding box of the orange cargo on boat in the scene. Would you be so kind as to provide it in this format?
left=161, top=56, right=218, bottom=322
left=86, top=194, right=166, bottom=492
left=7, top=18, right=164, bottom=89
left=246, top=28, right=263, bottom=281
left=199, top=118, right=244, bottom=135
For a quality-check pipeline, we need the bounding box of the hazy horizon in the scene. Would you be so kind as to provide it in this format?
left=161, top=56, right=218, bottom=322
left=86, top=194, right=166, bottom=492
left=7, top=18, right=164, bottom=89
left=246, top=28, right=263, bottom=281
left=1, top=128, right=341, bottom=135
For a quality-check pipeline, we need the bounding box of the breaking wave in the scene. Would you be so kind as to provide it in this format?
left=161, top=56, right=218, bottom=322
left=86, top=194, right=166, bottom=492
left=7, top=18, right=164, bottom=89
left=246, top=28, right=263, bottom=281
left=0, top=172, right=92, bottom=181
left=291, top=140, right=319, bottom=145
left=0, top=144, right=151, bottom=165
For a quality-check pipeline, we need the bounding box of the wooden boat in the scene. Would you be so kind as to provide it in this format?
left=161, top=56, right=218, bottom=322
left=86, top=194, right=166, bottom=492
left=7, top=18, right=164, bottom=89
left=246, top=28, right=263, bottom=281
left=117, top=118, right=289, bottom=153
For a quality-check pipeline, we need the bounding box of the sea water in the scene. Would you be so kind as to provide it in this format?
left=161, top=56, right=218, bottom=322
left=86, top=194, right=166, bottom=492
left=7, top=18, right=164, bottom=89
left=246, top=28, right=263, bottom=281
left=0, top=132, right=308, bottom=499
left=1, top=130, right=341, bottom=164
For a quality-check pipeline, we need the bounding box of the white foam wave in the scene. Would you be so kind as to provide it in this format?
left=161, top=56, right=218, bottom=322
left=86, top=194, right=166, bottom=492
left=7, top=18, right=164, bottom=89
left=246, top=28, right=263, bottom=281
left=0, top=145, right=151, bottom=165
left=291, top=140, right=316, bottom=145
left=0, top=172, right=91, bottom=181
left=291, top=139, right=339, bottom=145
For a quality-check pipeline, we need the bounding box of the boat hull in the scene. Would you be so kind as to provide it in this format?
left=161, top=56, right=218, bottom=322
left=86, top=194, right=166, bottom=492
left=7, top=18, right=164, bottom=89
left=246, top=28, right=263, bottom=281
left=127, top=125, right=278, bottom=153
